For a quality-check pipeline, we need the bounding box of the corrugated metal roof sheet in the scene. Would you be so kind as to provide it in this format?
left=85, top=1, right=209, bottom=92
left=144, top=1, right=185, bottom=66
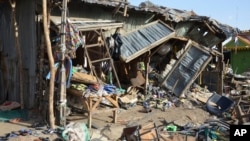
left=162, top=42, right=212, bottom=96
left=50, top=16, right=123, bottom=31
left=80, top=0, right=237, bottom=39
left=82, top=0, right=121, bottom=6
left=208, top=18, right=238, bottom=39
left=120, top=20, right=175, bottom=62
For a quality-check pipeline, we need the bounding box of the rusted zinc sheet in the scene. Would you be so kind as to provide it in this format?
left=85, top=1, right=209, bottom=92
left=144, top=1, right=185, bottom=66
left=120, top=20, right=175, bottom=63
left=161, top=40, right=213, bottom=97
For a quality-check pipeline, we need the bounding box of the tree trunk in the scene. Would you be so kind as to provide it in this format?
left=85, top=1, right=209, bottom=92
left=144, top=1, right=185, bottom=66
left=42, top=0, right=55, bottom=129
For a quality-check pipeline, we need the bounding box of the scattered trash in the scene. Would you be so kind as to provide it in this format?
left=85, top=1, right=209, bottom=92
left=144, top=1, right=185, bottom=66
left=62, top=122, right=90, bottom=141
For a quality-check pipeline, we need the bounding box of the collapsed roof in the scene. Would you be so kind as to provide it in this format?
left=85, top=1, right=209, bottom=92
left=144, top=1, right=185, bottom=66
left=47, top=0, right=238, bottom=96
left=80, top=0, right=238, bottom=39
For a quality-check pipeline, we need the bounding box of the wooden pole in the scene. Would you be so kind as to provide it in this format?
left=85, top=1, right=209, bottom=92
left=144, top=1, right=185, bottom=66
left=218, top=42, right=224, bottom=94
left=9, top=0, right=24, bottom=109
left=42, top=0, right=55, bottom=129
left=58, top=0, right=68, bottom=127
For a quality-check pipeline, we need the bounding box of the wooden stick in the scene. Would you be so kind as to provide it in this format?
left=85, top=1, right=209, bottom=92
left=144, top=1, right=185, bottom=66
left=42, top=0, right=55, bottom=129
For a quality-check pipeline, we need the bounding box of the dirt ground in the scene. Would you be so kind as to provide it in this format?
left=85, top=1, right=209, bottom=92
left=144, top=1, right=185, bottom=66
left=0, top=103, right=213, bottom=141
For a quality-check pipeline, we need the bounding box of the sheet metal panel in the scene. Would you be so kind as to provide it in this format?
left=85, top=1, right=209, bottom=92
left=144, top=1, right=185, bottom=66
left=80, top=0, right=237, bottom=38
left=162, top=41, right=212, bottom=97
left=50, top=16, right=124, bottom=31
left=0, top=0, right=37, bottom=108
left=120, top=21, right=174, bottom=62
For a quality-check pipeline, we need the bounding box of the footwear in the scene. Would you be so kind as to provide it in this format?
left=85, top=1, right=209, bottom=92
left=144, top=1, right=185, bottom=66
left=9, top=118, right=22, bottom=123
left=11, top=131, right=20, bottom=136
left=5, top=133, right=18, bottom=139
left=42, top=128, right=54, bottom=134
left=39, top=137, right=50, bottom=141
left=0, top=137, right=7, bottom=141
left=0, top=136, right=7, bottom=141
left=31, top=121, right=48, bottom=130
left=35, top=126, right=48, bottom=130
left=19, top=129, right=32, bottom=136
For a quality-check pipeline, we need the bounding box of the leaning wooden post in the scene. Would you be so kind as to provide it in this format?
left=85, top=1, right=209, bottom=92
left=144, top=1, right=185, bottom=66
left=42, top=0, right=56, bottom=129
left=9, top=0, right=24, bottom=109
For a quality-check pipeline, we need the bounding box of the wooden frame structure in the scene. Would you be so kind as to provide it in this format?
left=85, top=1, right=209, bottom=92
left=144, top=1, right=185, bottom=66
left=67, top=88, right=119, bottom=129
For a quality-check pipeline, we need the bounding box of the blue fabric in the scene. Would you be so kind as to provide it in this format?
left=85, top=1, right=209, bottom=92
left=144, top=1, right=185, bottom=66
left=46, top=62, right=60, bottom=80
left=45, top=58, right=73, bottom=88
left=104, top=84, right=116, bottom=93
left=65, top=58, right=73, bottom=88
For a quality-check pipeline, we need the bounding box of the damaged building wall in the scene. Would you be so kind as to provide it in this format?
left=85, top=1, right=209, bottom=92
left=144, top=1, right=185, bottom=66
left=175, top=20, right=226, bottom=48
left=46, top=1, right=176, bottom=89
left=50, top=1, right=236, bottom=96
left=173, top=18, right=236, bottom=94
left=0, top=0, right=237, bottom=109
left=0, top=0, right=37, bottom=108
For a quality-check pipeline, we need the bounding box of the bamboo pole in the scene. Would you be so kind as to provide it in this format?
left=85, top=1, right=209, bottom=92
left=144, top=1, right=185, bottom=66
left=9, top=0, right=24, bottom=109
left=42, top=0, right=55, bottom=129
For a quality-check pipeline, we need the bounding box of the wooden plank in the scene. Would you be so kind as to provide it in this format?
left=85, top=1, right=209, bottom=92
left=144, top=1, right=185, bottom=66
left=88, top=97, right=92, bottom=129
left=92, top=108, right=118, bottom=114
left=85, top=43, right=101, bottom=48
left=105, top=96, right=119, bottom=108
left=235, top=105, right=249, bottom=124
left=139, top=123, right=159, bottom=141
left=67, top=89, right=119, bottom=129
left=88, top=111, right=92, bottom=129
left=71, top=72, right=98, bottom=84
left=91, top=57, right=110, bottom=63
left=89, top=97, right=93, bottom=110
left=83, top=97, right=90, bottom=110
left=113, top=110, right=117, bottom=123
left=82, top=95, right=119, bottom=128
left=92, top=97, right=102, bottom=111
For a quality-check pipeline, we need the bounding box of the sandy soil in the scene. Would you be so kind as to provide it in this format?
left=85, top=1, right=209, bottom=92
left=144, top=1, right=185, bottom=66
left=0, top=103, right=213, bottom=141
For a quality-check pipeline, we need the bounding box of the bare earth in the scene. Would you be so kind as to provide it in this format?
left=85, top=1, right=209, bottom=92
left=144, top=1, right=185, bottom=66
left=0, top=104, right=213, bottom=141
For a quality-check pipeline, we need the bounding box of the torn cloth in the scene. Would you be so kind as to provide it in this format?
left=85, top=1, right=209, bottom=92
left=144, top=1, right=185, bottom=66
left=65, top=19, right=83, bottom=58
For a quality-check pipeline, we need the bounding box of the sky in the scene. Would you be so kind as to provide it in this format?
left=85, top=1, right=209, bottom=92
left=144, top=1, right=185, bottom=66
left=129, top=0, right=250, bottom=30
